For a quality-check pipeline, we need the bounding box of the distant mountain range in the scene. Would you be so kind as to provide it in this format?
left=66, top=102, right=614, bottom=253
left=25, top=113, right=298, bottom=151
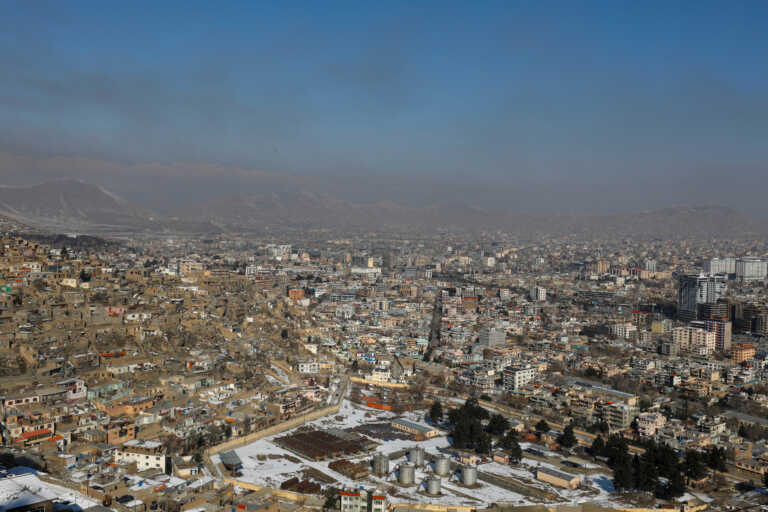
left=0, top=180, right=763, bottom=238
left=0, top=181, right=214, bottom=235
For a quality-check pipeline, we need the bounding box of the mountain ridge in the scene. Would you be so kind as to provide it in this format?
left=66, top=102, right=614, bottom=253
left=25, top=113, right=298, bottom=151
left=0, top=180, right=762, bottom=238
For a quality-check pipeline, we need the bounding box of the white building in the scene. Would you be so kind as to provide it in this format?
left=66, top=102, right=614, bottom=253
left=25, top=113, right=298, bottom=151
left=613, top=323, right=637, bottom=339
left=115, top=440, right=167, bottom=472
left=705, top=257, right=736, bottom=275
left=736, top=257, right=767, bottom=282
left=530, top=284, right=547, bottom=302
left=479, top=326, right=505, bottom=347
left=636, top=412, right=667, bottom=437
left=503, top=365, right=537, bottom=392
left=672, top=326, right=716, bottom=354
left=369, top=365, right=391, bottom=383
left=340, top=487, right=388, bottom=512
left=297, top=361, right=319, bottom=374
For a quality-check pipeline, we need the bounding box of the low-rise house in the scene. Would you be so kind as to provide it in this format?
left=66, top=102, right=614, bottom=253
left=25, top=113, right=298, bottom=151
left=536, top=467, right=580, bottom=489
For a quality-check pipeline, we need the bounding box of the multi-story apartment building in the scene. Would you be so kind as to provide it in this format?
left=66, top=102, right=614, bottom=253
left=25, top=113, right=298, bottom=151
left=103, top=419, right=138, bottom=444
left=731, top=343, right=756, bottom=364
left=736, top=257, right=767, bottom=282
left=478, top=326, right=505, bottom=347
left=705, top=257, right=735, bottom=275
left=114, top=440, right=167, bottom=472
left=672, top=326, right=715, bottom=354
left=503, top=365, right=537, bottom=392
left=339, top=487, right=387, bottom=512
left=613, top=323, right=637, bottom=339
left=296, top=360, right=319, bottom=374
left=529, top=285, right=547, bottom=302
left=636, top=412, right=666, bottom=437
left=472, top=368, right=497, bottom=392
left=598, top=402, right=636, bottom=432
left=704, top=318, right=732, bottom=352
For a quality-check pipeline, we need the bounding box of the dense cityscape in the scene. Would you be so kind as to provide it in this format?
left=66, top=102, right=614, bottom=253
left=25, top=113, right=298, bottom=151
left=0, top=227, right=767, bottom=512
left=2, top=2, right=767, bottom=512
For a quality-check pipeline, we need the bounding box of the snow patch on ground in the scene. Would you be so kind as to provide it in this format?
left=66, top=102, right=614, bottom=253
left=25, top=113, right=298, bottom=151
left=216, top=400, right=625, bottom=507
left=0, top=472, right=96, bottom=512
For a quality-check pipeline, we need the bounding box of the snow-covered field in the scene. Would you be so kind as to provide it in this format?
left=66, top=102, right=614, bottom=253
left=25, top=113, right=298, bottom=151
left=214, top=400, right=624, bottom=507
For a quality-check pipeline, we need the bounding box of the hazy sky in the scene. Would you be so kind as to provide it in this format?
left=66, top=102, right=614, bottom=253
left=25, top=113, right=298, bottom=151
left=1, top=1, right=767, bottom=215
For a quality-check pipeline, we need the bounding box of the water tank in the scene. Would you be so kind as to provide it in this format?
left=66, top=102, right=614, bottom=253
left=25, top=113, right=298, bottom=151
left=398, top=463, right=415, bottom=485
left=408, top=447, right=425, bottom=466
left=434, top=456, right=450, bottom=476
left=462, top=465, right=477, bottom=486
left=373, top=453, right=389, bottom=476
left=426, top=476, right=441, bottom=495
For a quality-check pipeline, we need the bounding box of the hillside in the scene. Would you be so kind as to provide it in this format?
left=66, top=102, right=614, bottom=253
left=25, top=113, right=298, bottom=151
left=0, top=180, right=762, bottom=239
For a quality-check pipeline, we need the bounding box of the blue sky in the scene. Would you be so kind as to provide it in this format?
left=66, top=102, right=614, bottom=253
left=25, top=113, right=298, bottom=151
left=1, top=1, right=767, bottom=213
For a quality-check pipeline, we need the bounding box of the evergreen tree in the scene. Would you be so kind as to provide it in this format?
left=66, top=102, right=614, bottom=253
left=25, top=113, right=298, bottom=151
left=706, top=447, right=727, bottom=472
left=612, top=456, right=634, bottom=492
left=500, top=428, right=522, bottom=461
left=590, top=435, right=605, bottom=457
left=500, top=429, right=518, bottom=448
left=559, top=424, right=577, bottom=449
left=655, top=443, right=680, bottom=479
left=487, top=413, right=509, bottom=435
left=632, top=454, right=642, bottom=489
left=508, top=441, right=523, bottom=462
left=605, top=434, right=630, bottom=468
left=429, top=400, right=443, bottom=423
left=476, top=433, right=492, bottom=455
left=642, top=456, right=660, bottom=492
left=635, top=453, right=659, bottom=492
left=683, top=450, right=707, bottom=480
left=663, top=467, right=686, bottom=499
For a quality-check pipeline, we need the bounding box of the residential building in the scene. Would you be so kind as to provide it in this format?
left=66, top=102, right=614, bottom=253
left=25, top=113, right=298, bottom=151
left=636, top=412, right=666, bottom=437
left=732, top=343, right=756, bottom=364
left=503, top=365, right=537, bottom=392
left=704, top=318, right=732, bottom=352
left=736, top=257, right=767, bottom=282
left=478, top=326, right=505, bottom=347
left=114, top=440, right=167, bottom=472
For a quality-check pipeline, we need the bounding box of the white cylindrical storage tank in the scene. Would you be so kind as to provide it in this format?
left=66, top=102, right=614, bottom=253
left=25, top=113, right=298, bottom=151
left=426, top=476, right=441, bottom=495
left=398, top=463, right=415, bottom=485
left=373, top=453, right=389, bottom=475
left=434, top=456, right=450, bottom=476
left=408, top=447, right=425, bottom=466
left=462, top=465, right=477, bottom=486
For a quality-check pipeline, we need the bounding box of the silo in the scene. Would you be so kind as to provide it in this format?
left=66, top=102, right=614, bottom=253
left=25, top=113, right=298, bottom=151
left=434, top=456, right=450, bottom=476
left=426, top=476, right=441, bottom=495
left=398, top=463, right=415, bottom=485
left=408, top=447, right=425, bottom=466
left=373, top=453, right=389, bottom=476
left=462, top=465, right=477, bottom=486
